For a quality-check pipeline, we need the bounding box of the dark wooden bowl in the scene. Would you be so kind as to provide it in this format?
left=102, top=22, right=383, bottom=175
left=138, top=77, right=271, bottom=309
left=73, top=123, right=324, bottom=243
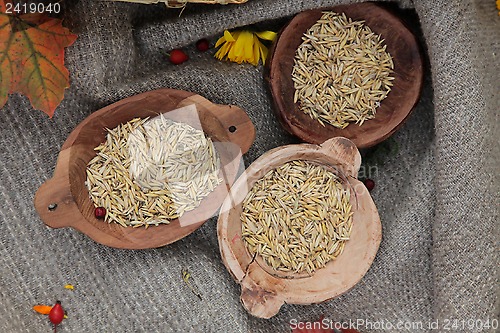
left=34, top=89, right=255, bottom=249
left=266, top=2, right=424, bottom=148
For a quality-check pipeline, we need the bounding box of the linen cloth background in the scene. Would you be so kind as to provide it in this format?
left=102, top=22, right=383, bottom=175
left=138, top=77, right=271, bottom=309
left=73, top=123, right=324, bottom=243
left=0, top=0, right=498, bottom=332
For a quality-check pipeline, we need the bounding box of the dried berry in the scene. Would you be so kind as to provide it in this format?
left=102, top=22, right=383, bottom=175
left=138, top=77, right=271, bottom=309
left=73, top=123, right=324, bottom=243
left=168, top=49, right=189, bottom=65
left=94, top=207, right=106, bottom=219
left=195, top=38, right=210, bottom=52
left=363, top=178, right=375, bottom=191
left=48, top=301, right=64, bottom=325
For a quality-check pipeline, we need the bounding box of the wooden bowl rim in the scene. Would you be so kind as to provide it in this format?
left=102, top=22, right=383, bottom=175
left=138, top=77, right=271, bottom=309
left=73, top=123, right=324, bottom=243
left=217, top=137, right=382, bottom=316
left=35, top=89, right=255, bottom=249
left=266, top=2, right=424, bottom=148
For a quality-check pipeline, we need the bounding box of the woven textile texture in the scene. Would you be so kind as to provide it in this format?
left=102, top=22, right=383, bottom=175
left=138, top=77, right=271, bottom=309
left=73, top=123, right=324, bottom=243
left=0, top=0, right=498, bottom=332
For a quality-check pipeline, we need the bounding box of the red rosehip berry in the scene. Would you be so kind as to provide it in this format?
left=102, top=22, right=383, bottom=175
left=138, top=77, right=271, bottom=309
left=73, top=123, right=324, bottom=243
left=364, top=178, right=375, bottom=191
left=168, top=49, right=189, bottom=65
left=94, top=207, right=106, bottom=219
left=195, top=38, right=210, bottom=52
left=49, top=301, right=64, bottom=325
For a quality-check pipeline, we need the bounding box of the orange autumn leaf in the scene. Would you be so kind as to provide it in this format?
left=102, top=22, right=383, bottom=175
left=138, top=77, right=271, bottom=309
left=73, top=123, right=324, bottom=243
left=0, top=0, right=77, bottom=117
left=33, top=304, right=52, bottom=315
left=33, top=304, right=68, bottom=318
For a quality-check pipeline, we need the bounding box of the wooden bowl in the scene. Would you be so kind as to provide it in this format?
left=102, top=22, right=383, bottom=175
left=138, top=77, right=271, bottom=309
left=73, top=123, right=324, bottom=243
left=34, top=89, right=255, bottom=249
left=266, top=3, right=424, bottom=148
left=217, top=137, right=382, bottom=318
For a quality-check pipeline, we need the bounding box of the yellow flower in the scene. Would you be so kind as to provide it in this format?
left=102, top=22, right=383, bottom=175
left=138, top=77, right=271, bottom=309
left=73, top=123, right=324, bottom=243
left=497, top=0, right=500, bottom=15
left=215, top=30, right=277, bottom=66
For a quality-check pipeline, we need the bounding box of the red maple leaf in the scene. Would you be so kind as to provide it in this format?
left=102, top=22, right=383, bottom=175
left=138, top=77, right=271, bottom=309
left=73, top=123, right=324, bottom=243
left=0, top=0, right=77, bottom=117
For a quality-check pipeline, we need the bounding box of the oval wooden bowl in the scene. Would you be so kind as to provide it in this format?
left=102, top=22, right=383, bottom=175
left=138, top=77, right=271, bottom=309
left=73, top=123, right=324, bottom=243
left=266, top=3, right=424, bottom=148
left=34, top=89, right=255, bottom=249
left=217, top=137, right=382, bottom=318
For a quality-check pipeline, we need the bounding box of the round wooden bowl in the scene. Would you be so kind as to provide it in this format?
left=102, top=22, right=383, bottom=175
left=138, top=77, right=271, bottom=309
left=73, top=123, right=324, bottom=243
left=217, top=137, right=382, bottom=318
left=266, top=3, right=424, bottom=148
left=34, top=89, right=255, bottom=249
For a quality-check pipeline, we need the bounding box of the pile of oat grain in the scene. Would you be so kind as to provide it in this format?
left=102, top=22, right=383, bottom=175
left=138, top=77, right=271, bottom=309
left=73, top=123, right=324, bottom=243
left=241, top=160, right=353, bottom=275
left=292, top=11, right=394, bottom=128
left=85, top=115, right=222, bottom=227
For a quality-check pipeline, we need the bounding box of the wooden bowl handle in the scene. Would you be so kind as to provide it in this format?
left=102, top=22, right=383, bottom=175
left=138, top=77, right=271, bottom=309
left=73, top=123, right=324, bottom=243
left=211, top=103, right=255, bottom=154
left=240, top=280, right=284, bottom=319
left=319, top=137, right=361, bottom=177
left=34, top=148, right=126, bottom=246
left=34, top=148, right=80, bottom=229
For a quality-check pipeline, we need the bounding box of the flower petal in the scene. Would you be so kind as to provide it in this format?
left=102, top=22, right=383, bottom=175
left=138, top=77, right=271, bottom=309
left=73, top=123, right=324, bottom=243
left=255, top=30, right=277, bottom=42
left=33, top=304, right=52, bottom=315
left=233, top=31, right=252, bottom=58
left=215, top=42, right=231, bottom=60
left=215, top=35, right=226, bottom=48
left=258, top=40, right=269, bottom=65
left=243, top=32, right=255, bottom=61
left=252, top=35, right=261, bottom=66
left=228, top=37, right=238, bottom=62
left=224, top=31, right=240, bottom=62
left=228, top=31, right=244, bottom=63
left=223, top=30, right=235, bottom=42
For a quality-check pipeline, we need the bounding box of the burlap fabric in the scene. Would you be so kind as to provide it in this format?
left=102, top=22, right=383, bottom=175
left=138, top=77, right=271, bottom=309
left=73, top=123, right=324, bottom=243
left=0, top=0, right=498, bottom=332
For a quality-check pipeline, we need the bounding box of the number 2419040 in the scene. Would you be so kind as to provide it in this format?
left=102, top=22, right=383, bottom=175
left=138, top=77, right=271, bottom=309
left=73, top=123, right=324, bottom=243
left=5, top=2, right=61, bottom=14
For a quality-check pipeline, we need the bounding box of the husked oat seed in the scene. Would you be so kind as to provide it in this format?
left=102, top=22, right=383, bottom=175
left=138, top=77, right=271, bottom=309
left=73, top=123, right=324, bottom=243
left=241, top=160, right=353, bottom=275
left=292, top=11, right=394, bottom=128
